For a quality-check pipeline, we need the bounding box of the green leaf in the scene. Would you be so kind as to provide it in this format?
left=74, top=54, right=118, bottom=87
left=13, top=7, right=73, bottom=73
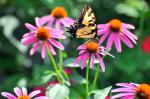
left=91, top=86, right=112, bottom=99
left=46, top=84, right=70, bottom=99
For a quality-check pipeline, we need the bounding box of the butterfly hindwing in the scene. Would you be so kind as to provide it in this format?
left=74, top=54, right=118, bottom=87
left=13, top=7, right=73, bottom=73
left=67, top=5, right=97, bottom=39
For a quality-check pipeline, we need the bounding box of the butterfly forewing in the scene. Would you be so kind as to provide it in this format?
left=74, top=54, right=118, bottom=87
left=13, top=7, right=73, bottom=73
left=67, top=5, right=97, bottom=39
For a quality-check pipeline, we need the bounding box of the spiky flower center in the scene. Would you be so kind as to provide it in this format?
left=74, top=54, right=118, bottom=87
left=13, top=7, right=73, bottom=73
left=17, top=95, right=30, bottom=99
left=109, top=19, right=122, bottom=32
left=37, top=27, right=50, bottom=41
left=51, top=6, right=68, bottom=19
left=136, top=84, right=150, bottom=99
left=85, top=41, right=99, bottom=53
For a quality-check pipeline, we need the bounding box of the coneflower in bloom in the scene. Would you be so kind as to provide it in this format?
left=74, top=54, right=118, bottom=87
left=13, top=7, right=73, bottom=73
left=1, top=87, right=48, bottom=99
left=97, top=19, right=138, bottom=52
left=40, top=6, right=74, bottom=30
left=21, top=17, right=66, bottom=59
left=112, top=83, right=150, bottom=99
left=141, top=36, right=150, bottom=53
left=73, top=39, right=114, bottom=72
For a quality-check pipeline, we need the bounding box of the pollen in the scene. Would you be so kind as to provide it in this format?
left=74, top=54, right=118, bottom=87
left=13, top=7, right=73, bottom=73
left=37, top=27, right=50, bottom=41
left=109, top=19, right=122, bottom=32
left=85, top=41, right=99, bottom=53
left=51, top=6, right=68, bottom=19
left=17, top=95, right=30, bottom=99
left=135, top=84, right=150, bottom=99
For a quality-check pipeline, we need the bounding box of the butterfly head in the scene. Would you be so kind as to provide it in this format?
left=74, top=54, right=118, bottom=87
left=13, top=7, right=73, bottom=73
left=66, top=25, right=77, bottom=38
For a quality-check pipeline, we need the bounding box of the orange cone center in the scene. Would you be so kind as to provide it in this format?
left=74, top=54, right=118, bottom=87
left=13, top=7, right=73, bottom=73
left=86, top=41, right=99, bottom=53
left=51, top=6, right=68, bottom=19
left=17, top=95, right=30, bottom=99
left=109, top=19, right=122, bottom=32
left=37, top=27, right=50, bottom=41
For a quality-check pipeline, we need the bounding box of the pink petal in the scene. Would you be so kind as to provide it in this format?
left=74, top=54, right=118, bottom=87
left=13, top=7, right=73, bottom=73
left=96, top=53, right=105, bottom=72
left=50, top=29, right=64, bottom=34
left=55, top=19, right=62, bottom=30
left=1, top=92, right=17, bottom=99
left=23, top=32, right=35, bottom=38
left=120, top=33, right=134, bottom=48
left=41, top=43, right=46, bottom=59
left=29, top=90, right=41, bottom=98
left=60, top=17, right=75, bottom=27
left=35, top=17, right=42, bottom=28
left=121, top=29, right=137, bottom=44
left=121, top=95, right=134, bottom=99
left=34, top=96, right=49, bottom=99
left=40, top=15, right=52, bottom=24
left=116, top=83, right=137, bottom=89
left=25, top=23, right=37, bottom=31
left=106, top=33, right=115, bottom=50
left=22, top=87, right=27, bottom=96
left=99, top=30, right=110, bottom=44
left=73, top=54, right=84, bottom=65
left=30, top=41, right=40, bottom=55
left=77, top=45, right=86, bottom=50
left=113, top=34, right=122, bottom=52
left=81, top=52, right=89, bottom=70
left=79, top=50, right=86, bottom=55
left=14, top=87, right=22, bottom=96
left=47, top=16, right=55, bottom=26
left=21, top=37, right=36, bottom=46
left=50, top=32, right=66, bottom=39
left=47, top=42, right=56, bottom=55
left=97, top=28, right=109, bottom=36
left=112, top=93, right=135, bottom=99
left=49, top=38, right=64, bottom=50
left=97, top=24, right=109, bottom=29
left=112, top=88, right=134, bottom=93
left=122, top=23, right=135, bottom=29
left=90, top=54, right=95, bottom=68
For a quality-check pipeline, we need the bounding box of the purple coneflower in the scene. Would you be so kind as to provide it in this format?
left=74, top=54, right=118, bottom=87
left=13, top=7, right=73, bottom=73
left=40, top=6, right=74, bottom=30
left=1, top=87, right=48, bottom=99
left=97, top=19, right=138, bottom=52
left=73, top=39, right=114, bottom=72
left=21, top=17, right=65, bottom=59
left=112, top=83, right=150, bottom=99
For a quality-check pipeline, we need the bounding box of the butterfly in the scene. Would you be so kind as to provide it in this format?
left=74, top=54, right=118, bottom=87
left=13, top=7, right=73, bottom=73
left=67, top=5, right=97, bottom=39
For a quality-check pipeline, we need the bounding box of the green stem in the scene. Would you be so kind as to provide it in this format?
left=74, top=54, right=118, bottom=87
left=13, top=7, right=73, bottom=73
left=59, top=39, right=63, bottom=69
left=86, top=60, right=90, bottom=97
left=47, top=47, right=62, bottom=83
left=92, top=66, right=100, bottom=90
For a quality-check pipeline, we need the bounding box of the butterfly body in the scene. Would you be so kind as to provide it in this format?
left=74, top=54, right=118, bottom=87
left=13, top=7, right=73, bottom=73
left=67, top=5, right=97, bottom=39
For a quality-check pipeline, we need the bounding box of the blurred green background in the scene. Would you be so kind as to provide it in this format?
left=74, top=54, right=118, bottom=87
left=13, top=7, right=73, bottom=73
left=0, top=0, right=150, bottom=98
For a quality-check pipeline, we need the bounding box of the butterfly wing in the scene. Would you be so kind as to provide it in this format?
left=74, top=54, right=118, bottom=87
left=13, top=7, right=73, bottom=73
left=67, top=5, right=97, bottom=38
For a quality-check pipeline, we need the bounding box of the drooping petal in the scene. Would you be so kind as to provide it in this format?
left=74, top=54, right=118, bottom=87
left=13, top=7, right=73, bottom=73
left=96, top=53, right=105, bottom=72
left=29, top=90, right=41, bottom=98
left=30, top=41, right=40, bottom=55
left=25, top=23, right=37, bottom=31
left=23, top=32, right=36, bottom=38
left=50, top=32, right=66, bottom=39
left=41, top=43, right=46, bottom=59
left=60, top=17, right=75, bottom=27
left=81, top=52, right=89, bottom=70
left=55, top=19, right=62, bottom=30
left=106, top=33, right=115, bottom=50
left=77, top=45, right=86, bottom=50
left=35, top=17, right=42, bottom=28
left=122, top=23, right=135, bottom=29
left=49, top=38, right=64, bottom=50
left=121, top=95, right=134, bottom=99
left=97, top=24, right=109, bottom=29
left=112, top=88, right=134, bottom=93
left=47, top=42, right=56, bottom=55
left=113, top=33, right=122, bottom=52
left=90, top=53, right=95, bottom=69
left=120, top=33, right=134, bottom=48
left=14, top=87, right=22, bottom=96
left=34, top=96, right=49, bottom=99
left=121, top=29, right=137, bottom=44
left=1, top=92, right=17, bottom=99
left=22, top=87, right=28, bottom=96
left=112, top=93, right=135, bottom=99
left=99, top=30, right=110, bottom=44
left=21, top=36, right=36, bottom=46
left=116, top=83, right=137, bottom=89
left=73, top=54, right=84, bottom=65
left=79, top=50, right=86, bottom=55
left=97, top=28, right=109, bottom=36
left=50, top=29, right=64, bottom=34
left=40, top=15, right=53, bottom=25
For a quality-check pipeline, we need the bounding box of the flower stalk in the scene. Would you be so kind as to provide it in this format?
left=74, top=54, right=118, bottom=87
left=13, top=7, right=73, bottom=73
left=86, top=60, right=90, bottom=97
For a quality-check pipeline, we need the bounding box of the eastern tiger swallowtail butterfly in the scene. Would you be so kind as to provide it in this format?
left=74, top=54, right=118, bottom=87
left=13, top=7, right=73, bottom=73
left=67, top=5, right=97, bottom=39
